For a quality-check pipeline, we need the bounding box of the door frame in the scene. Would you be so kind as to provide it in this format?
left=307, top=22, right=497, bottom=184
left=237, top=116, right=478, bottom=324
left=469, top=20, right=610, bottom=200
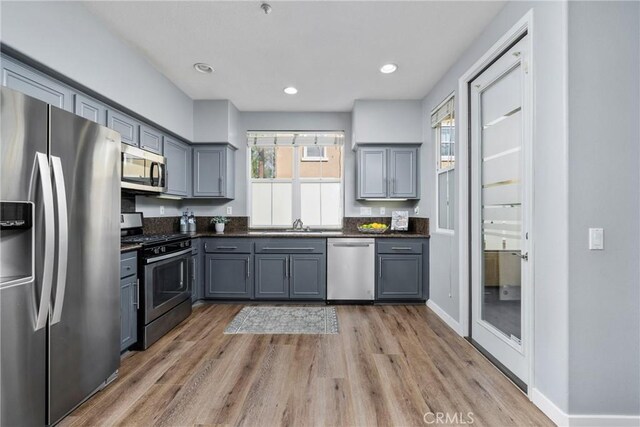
left=456, top=10, right=535, bottom=394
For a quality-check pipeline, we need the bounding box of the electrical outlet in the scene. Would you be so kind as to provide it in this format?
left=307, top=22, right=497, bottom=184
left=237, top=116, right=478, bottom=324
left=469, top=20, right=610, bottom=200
left=160, top=206, right=165, bottom=215
left=589, top=228, right=604, bottom=250
left=226, top=206, right=233, bottom=215
left=414, top=206, right=420, bottom=215
left=380, top=207, right=385, bottom=215
left=360, top=207, right=372, bottom=216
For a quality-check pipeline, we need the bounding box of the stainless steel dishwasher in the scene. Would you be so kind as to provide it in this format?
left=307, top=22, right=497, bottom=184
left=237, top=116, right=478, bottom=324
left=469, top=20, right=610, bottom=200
left=327, top=238, right=375, bottom=301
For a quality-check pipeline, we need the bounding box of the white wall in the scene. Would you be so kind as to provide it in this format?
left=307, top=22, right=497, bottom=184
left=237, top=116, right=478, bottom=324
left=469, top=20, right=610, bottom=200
left=567, top=1, right=640, bottom=415
left=193, top=100, right=241, bottom=146
left=419, top=0, right=570, bottom=414
left=0, top=1, right=194, bottom=140
left=352, top=100, right=423, bottom=146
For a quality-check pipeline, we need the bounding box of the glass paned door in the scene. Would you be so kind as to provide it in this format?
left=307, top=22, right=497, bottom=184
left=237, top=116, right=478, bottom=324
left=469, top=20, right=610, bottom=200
left=470, top=35, right=530, bottom=386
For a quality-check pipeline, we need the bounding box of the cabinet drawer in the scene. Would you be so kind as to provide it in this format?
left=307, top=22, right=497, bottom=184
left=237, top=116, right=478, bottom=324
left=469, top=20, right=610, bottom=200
left=203, top=238, right=252, bottom=253
left=377, top=240, right=423, bottom=254
left=120, top=252, right=138, bottom=278
left=255, top=239, right=325, bottom=254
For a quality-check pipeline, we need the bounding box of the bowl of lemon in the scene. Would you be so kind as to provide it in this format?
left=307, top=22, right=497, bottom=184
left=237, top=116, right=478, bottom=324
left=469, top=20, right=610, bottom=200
left=357, top=222, right=389, bottom=234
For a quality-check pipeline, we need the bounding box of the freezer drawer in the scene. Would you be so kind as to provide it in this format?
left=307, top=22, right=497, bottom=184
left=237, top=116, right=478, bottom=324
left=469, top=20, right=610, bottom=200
left=327, top=238, right=375, bottom=301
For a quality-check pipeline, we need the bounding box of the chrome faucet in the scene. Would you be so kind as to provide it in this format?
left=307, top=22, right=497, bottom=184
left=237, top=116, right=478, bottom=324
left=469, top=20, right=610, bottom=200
left=292, top=218, right=304, bottom=230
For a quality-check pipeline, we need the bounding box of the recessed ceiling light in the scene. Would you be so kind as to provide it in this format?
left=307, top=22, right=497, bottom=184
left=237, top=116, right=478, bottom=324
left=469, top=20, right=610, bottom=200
left=193, top=63, right=214, bottom=74
left=380, top=63, right=398, bottom=74
left=283, top=87, right=298, bottom=95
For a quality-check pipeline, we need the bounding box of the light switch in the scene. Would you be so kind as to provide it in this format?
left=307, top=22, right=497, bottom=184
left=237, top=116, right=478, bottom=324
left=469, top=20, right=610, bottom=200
left=360, top=207, right=372, bottom=216
left=589, top=228, right=604, bottom=250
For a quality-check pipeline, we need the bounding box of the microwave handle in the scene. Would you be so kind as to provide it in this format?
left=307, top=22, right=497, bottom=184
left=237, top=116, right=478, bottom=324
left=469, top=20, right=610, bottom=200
left=159, top=163, right=166, bottom=188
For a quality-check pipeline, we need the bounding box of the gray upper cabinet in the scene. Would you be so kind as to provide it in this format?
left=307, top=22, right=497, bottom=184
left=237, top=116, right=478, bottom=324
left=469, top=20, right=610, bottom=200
left=389, top=147, right=419, bottom=198
left=164, top=137, right=191, bottom=197
left=107, top=110, right=140, bottom=147
left=139, top=125, right=163, bottom=154
left=74, top=94, right=107, bottom=125
left=1, top=56, right=73, bottom=111
left=357, top=145, right=420, bottom=200
left=358, top=147, right=387, bottom=199
left=192, top=145, right=235, bottom=198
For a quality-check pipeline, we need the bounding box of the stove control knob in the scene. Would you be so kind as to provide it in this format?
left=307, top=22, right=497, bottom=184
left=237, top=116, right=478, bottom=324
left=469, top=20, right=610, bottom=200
left=161, top=247, right=166, bottom=253
left=153, top=248, right=160, bottom=254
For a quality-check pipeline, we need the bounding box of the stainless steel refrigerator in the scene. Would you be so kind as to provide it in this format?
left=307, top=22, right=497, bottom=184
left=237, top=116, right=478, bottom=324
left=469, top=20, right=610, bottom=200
left=0, top=86, right=121, bottom=426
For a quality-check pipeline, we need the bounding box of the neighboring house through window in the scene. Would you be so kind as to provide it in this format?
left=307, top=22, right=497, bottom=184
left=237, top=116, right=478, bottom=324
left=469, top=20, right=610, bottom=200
left=432, top=95, right=455, bottom=232
left=249, top=132, right=344, bottom=228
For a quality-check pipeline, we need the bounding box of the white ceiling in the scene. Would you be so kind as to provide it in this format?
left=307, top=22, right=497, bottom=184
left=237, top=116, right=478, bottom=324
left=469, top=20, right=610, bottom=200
left=83, top=1, right=505, bottom=112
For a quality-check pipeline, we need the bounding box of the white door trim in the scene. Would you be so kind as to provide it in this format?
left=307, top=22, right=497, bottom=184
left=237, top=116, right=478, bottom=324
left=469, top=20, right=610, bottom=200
left=457, top=9, right=535, bottom=394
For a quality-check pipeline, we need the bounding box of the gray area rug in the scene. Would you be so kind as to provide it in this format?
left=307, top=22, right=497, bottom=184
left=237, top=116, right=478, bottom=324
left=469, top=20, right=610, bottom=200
left=224, top=306, right=339, bottom=334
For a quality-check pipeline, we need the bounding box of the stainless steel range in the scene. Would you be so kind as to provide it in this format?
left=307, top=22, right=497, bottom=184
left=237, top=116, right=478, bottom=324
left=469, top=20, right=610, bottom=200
left=121, top=213, right=192, bottom=349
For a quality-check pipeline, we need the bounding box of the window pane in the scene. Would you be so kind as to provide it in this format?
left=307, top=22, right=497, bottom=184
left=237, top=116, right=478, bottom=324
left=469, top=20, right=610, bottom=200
left=320, top=182, right=342, bottom=226
left=447, top=169, right=455, bottom=229
left=299, top=146, right=343, bottom=179
left=438, top=172, right=448, bottom=229
left=272, top=183, right=292, bottom=226
left=300, top=183, right=321, bottom=225
left=300, top=182, right=342, bottom=227
left=251, top=146, right=293, bottom=179
left=438, top=117, right=456, bottom=169
left=251, top=182, right=272, bottom=226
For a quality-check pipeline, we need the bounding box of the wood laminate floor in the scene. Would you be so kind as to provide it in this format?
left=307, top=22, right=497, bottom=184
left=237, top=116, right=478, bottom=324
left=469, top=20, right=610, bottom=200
left=61, top=304, right=553, bottom=427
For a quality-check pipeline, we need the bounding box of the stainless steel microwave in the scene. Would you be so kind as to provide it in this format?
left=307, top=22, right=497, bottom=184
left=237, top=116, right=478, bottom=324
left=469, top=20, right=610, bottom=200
left=121, top=144, right=166, bottom=193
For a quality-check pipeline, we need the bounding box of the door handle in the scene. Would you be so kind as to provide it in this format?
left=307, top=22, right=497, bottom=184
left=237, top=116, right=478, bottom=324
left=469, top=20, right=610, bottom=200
left=246, top=257, right=250, bottom=278
left=391, top=247, right=413, bottom=251
left=378, top=257, right=382, bottom=278
left=50, top=156, right=68, bottom=325
left=216, top=246, right=237, bottom=250
left=31, top=153, right=55, bottom=331
left=134, top=279, right=139, bottom=309
left=289, top=257, right=293, bottom=278
left=511, top=252, right=529, bottom=261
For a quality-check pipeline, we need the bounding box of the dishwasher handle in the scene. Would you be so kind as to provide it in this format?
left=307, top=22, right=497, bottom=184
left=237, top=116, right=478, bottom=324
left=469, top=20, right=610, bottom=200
left=330, top=243, right=372, bottom=247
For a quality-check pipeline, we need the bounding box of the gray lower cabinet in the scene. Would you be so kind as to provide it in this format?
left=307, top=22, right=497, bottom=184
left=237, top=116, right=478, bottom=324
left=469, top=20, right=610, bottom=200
left=120, top=252, right=138, bottom=351
left=107, top=110, right=140, bottom=147
left=376, top=239, right=428, bottom=300
left=139, top=124, right=163, bottom=154
left=290, top=254, right=326, bottom=299
left=204, top=254, right=252, bottom=299
left=1, top=55, right=73, bottom=111
left=164, top=137, right=191, bottom=197
left=357, top=145, right=420, bottom=200
left=254, top=255, right=289, bottom=299
left=192, top=145, right=236, bottom=199
left=74, top=93, right=107, bottom=125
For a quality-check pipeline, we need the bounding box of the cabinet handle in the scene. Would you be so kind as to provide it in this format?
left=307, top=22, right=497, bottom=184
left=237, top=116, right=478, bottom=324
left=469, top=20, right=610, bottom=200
left=246, top=257, right=250, bottom=278
left=134, top=279, right=139, bottom=309
left=217, top=246, right=237, bottom=250
left=289, top=257, right=293, bottom=278
left=379, top=257, right=382, bottom=278
left=391, top=247, right=413, bottom=250
left=262, top=247, right=315, bottom=251
left=204, top=243, right=207, bottom=251
left=284, top=257, right=288, bottom=278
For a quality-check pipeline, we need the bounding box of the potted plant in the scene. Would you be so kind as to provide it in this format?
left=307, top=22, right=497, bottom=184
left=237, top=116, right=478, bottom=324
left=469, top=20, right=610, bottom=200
left=211, top=216, right=230, bottom=234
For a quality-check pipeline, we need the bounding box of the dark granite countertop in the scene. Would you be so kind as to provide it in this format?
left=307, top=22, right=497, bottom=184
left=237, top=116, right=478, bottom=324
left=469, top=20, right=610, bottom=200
left=120, top=243, right=142, bottom=253
left=188, top=230, right=429, bottom=239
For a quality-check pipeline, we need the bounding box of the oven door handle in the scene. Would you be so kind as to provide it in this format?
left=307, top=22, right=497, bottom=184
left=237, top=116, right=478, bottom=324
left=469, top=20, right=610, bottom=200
left=145, top=248, right=192, bottom=264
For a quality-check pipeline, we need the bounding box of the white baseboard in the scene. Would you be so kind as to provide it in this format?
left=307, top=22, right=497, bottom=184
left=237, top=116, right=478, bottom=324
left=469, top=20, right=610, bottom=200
left=426, top=299, right=464, bottom=336
left=531, top=388, right=640, bottom=427
left=531, top=388, right=569, bottom=426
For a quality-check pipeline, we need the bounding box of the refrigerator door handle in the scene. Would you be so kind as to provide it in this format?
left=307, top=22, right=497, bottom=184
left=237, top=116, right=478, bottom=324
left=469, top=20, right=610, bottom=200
left=50, top=156, right=68, bottom=325
left=30, top=152, right=55, bottom=331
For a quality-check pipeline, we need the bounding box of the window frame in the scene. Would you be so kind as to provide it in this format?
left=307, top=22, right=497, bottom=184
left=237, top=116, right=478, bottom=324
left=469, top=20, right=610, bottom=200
left=432, top=93, right=456, bottom=235
left=248, top=143, right=344, bottom=229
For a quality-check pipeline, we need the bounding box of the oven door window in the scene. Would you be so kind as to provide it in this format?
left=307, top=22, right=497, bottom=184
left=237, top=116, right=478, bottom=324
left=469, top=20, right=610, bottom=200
left=151, top=257, right=188, bottom=309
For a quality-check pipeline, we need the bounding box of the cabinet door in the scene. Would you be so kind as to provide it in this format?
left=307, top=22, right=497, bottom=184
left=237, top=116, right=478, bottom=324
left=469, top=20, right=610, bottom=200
left=204, top=254, right=251, bottom=299
left=193, top=147, right=224, bottom=197
left=389, top=147, right=419, bottom=198
left=74, top=94, right=107, bottom=125
left=1, top=56, right=73, bottom=111
left=254, top=255, right=289, bottom=299
left=377, top=254, right=423, bottom=300
left=357, top=147, right=387, bottom=199
left=120, top=278, right=138, bottom=351
left=290, top=254, right=326, bottom=300
left=164, top=137, right=191, bottom=196
left=139, top=125, right=163, bottom=154
left=107, top=110, right=139, bottom=147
